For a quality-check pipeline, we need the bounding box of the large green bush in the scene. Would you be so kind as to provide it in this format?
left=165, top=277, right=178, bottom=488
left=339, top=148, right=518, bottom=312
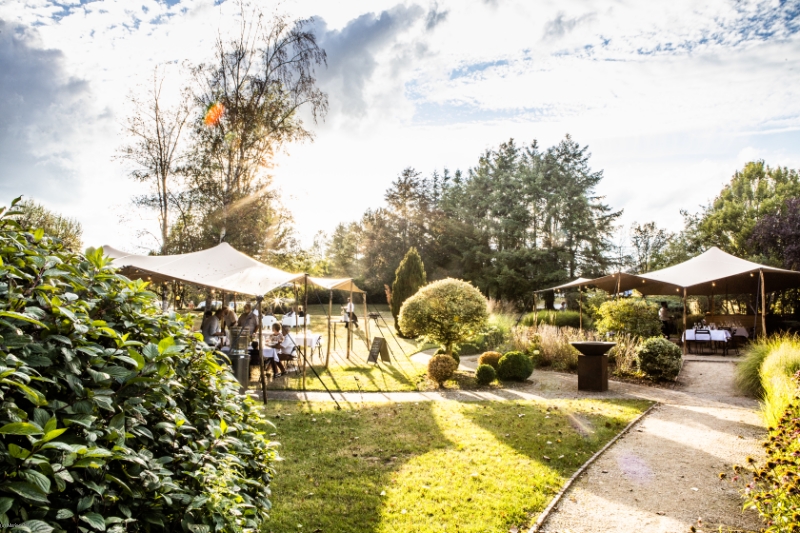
left=390, top=247, right=426, bottom=336
left=398, top=278, right=489, bottom=356
left=496, top=351, right=534, bottom=381
left=0, top=200, right=276, bottom=532
left=595, top=299, right=661, bottom=338
left=636, top=337, right=683, bottom=381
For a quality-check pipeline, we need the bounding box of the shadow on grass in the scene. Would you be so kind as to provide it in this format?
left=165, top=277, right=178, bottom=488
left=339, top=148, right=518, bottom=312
left=264, top=401, right=450, bottom=533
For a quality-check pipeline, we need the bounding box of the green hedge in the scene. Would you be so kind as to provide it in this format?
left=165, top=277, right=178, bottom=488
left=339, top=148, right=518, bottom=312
left=596, top=299, right=661, bottom=338
left=496, top=351, right=534, bottom=381
left=636, top=337, right=682, bottom=381
left=0, top=199, right=275, bottom=532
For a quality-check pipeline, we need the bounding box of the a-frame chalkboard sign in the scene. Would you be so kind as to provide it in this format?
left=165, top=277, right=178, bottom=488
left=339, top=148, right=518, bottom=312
left=367, top=337, right=390, bottom=363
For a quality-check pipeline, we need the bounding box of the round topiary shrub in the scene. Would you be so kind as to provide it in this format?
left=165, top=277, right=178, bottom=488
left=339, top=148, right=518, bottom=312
left=497, top=351, right=534, bottom=381
left=0, top=200, right=275, bottom=533
left=637, top=336, right=683, bottom=381
left=475, top=364, right=497, bottom=386
left=478, top=351, right=502, bottom=369
left=428, top=354, right=458, bottom=387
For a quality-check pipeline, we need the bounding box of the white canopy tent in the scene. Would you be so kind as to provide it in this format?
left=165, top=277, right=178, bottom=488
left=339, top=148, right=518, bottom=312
left=104, top=243, right=369, bottom=396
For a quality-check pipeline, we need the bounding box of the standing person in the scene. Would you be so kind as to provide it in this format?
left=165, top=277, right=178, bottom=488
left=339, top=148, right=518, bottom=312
left=659, top=302, right=671, bottom=338
left=345, top=297, right=358, bottom=328
left=237, top=303, right=259, bottom=336
left=220, top=305, right=238, bottom=335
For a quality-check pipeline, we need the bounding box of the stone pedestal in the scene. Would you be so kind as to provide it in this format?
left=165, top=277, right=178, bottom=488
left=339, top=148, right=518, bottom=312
left=577, top=354, right=608, bottom=392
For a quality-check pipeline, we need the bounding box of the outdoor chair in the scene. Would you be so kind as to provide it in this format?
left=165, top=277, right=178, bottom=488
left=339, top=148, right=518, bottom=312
left=278, top=336, right=300, bottom=375
left=693, top=329, right=712, bottom=355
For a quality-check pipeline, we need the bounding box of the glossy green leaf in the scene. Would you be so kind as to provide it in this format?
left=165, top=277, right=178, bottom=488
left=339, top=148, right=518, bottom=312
left=8, top=443, right=30, bottom=459
left=0, top=497, right=13, bottom=514
left=4, top=481, right=49, bottom=503
left=0, top=422, right=43, bottom=435
left=80, top=512, right=106, bottom=531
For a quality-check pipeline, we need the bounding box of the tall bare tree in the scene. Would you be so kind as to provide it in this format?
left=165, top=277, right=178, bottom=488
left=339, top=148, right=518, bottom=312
left=188, top=9, right=327, bottom=257
left=118, top=65, right=192, bottom=252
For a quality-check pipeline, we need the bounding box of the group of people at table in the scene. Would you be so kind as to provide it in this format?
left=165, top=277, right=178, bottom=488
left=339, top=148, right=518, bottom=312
left=200, top=303, right=295, bottom=377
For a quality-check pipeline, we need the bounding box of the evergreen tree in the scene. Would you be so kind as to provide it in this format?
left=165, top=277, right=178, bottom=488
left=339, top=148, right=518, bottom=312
left=391, top=247, right=427, bottom=335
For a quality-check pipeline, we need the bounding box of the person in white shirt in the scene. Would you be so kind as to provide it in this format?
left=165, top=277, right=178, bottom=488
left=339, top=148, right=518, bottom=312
left=659, top=302, right=670, bottom=337
left=201, top=310, right=221, bottom=346
left=345, top=298, right=358, bottom=328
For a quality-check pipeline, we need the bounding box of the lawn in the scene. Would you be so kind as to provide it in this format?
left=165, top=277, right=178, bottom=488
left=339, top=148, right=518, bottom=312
left=262, top=398, right=651, bottom=533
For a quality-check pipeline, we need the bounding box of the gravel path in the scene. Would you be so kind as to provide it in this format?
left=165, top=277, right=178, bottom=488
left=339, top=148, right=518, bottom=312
left=539, top=359, right=765, bottom=533
left=260, top=357, right=766, bottom=532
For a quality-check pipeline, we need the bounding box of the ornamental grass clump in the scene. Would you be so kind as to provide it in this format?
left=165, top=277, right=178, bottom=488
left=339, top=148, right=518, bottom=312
left=475, top=364, right=496, bottom=386
left=0, top=198, right=276, bottom=533
left=636, top=337, right=683, bottom=381
left=427, top=354, right=458, bottom=387
left=496, top=351, right=534, bottom=382
left=477, top=351, right=502, bottom=369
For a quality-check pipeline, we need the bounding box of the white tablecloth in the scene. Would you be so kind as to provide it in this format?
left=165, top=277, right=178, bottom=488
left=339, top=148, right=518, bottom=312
left=288, top=334, right=322, bottom=351
left=282, top=315, right=310, bottom=327
left=260, top=347, right=279, bottom=361
left=731, top=327, right=749, bottom=338
left=683, top=330, right=731, bottom=342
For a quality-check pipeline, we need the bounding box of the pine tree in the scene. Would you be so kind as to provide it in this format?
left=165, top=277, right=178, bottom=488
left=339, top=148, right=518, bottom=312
left=391, top=247, right=427, bottom=335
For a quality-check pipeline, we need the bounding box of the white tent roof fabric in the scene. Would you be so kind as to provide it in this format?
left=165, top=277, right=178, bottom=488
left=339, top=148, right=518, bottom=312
left=533, top=247, right=800, bottom=297
left=104, top=243, right=362, bottom=296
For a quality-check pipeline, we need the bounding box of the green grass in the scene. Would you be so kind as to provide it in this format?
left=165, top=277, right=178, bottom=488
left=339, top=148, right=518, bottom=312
left=262, top=399, right=651, bottom=533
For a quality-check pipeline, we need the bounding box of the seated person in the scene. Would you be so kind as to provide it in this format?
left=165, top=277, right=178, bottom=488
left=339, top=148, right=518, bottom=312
left=266, top=323, right=287, bottom=377
left=285, top=309, right=295, bottom=318
left=297, top=306, right=305, bottom=317
left=201, top=310, right=222, bottom=346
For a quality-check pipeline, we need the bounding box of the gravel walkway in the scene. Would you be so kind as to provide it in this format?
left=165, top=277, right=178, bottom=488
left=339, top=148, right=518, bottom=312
left=259, top=357, right=765, bottom=532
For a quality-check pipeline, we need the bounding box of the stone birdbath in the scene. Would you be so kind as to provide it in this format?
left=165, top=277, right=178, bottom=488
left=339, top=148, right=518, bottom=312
left=570, top=341, right=616, bottom=392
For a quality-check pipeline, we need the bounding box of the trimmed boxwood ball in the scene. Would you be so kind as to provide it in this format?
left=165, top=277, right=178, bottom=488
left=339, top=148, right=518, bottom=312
left=0, top=199, right=276, bottom=533
left=478, top=351, right=502, bottom=369
left=428, top=354, right=458, bottom=386
left=497, top=351, right=534, bottom=381
left=637, top=336, right=683, bottom=381
left=475, top=364, right=497, bottom=386
left=435, top=345, right=460, bottom=364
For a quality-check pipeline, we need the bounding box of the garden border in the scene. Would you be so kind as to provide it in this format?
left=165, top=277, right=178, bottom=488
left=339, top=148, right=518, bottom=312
left=528, top=401, right=660, bottom=533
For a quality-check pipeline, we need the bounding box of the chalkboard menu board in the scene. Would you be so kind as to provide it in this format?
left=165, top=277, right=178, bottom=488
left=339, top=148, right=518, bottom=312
left=367, top=337, right=390, bottom=363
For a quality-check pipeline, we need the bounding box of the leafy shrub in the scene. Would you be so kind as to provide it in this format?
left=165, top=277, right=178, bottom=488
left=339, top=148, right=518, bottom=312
left=496, top=351, right=534, bottom=381
left=458, top=342, right=481, bottom=355
left=391, top=247, right=426, bottom=336
left=0, top=200, right=276, bottom=533
left=477, top=351, right=502, bottom=369
left=475, top=364, right=496, bottom=386
left=732, top=371, right=800, bottom=533
left=428, top=354, right=458, bottom=386
left=434, top=346, right=460, bottom=364
left=636, top=337, right=683, bottom=380
left=595, top=299, right=661, bottom=338
left=399, top=278, right=489, bottom=356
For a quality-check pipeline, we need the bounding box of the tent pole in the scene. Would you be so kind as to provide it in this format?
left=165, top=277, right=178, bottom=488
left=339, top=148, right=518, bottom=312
left=303, top=275, right=308, bottom=389
left=326, top=290, right=332, bottom=368
left=682, top=288, right=687, bottom=356
left=364, top=292, right=369, bottom=342
left=579, top=288, right=583, bottom=332
left=616, top=273, right=621, bottom=301
left=760, top=269, right=766, bottom=337
left=347, top=285, right=354, bottom=359
left=256, top=296, right=267, bottom=404
left=754, top=272, right=761, bottom=336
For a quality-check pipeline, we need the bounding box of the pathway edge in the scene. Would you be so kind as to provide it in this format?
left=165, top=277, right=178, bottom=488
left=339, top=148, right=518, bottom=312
left=528, top=401, right=660, bottom=533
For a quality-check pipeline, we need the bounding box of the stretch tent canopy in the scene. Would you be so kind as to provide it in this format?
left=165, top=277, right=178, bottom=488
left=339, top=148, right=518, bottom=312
left=104, top=243, right=306, bottom=297
left=537, top=273, right=680, bottom=295
left=638, top=246, right=800, bottom=296
left=308, top=277, right=364, bottom=294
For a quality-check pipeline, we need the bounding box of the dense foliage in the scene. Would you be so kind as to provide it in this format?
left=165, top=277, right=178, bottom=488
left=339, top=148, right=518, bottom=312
left=0, top=200, right=276, bottom=533
left=521, top=310, right=584, bottom=329
left=751, top=198, right=800, bottom=270
left=595, top=299, right=661, bottom=338
left=327, top=137, right=619, bottom=304
left=398, top=278, right=488, bottom=356
left=733, top=372, right=800, bottom=533
left=390, top=247, right=427, bottom=335
left=477, top=351, right=502, bottom=369
left=13, top=199, right=83, bottom=252
left=636, top=337, right=682, bottom=381
left=427, top=355, right=457, bottom=387
left=496, top=351, right=534, bottom=382
left=475, top=364, right=496, bottom=386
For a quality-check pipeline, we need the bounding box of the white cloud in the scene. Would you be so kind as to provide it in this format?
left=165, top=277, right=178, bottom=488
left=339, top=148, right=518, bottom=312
left=2, top=0, right=800, bottom=250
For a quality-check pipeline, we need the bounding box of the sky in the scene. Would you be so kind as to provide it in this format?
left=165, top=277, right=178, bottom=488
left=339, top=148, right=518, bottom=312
left=1, top=0, right=800, bottom=252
